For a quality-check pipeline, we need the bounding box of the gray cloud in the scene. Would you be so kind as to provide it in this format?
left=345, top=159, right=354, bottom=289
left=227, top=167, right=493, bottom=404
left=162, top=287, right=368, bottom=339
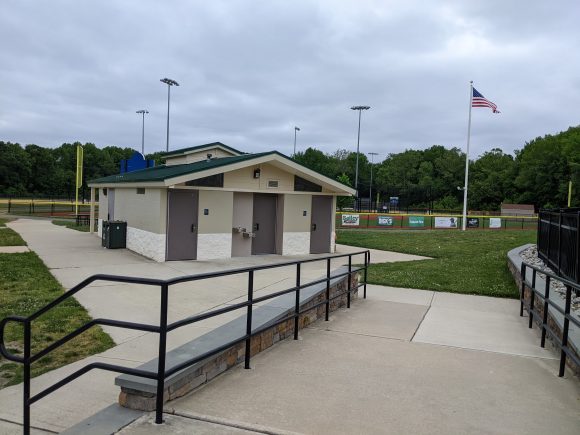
left=1, top=0, right=579, bottom=161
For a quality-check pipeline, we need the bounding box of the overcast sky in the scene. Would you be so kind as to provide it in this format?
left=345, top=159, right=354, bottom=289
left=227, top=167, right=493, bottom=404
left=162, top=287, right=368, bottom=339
left=1, top=0, right=579, bottom=160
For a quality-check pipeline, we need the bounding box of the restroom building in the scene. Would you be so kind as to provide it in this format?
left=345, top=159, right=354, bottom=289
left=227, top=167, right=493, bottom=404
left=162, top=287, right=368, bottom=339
left=88, top=142, right=355, bottom=261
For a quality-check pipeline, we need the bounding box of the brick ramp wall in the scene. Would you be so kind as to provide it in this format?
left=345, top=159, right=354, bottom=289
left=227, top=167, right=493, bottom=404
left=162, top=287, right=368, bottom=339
left=117, top=268, right=359, bottom=411
left=507, top=245, right=579, bottom=376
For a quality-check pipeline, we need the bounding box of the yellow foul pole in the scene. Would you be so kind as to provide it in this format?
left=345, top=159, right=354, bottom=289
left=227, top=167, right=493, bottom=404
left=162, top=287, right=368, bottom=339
left=75, top=144, right=84, bottom=215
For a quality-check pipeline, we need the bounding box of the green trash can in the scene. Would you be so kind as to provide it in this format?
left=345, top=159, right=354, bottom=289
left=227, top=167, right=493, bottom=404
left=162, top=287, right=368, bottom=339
left=102, top=221, right=127, bottom=249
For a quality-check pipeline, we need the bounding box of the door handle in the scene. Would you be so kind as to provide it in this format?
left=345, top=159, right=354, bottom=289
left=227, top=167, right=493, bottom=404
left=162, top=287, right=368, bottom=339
left=311, top=223, right=317, bottom=231
left=253, top=223, right=259, bottom=231
left=191, top=224, right=197, bottom=232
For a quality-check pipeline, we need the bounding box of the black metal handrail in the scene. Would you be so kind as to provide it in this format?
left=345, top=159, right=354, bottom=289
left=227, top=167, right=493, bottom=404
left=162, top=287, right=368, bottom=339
left=0, top=250, right=370, bottom=435
left=519, top=261, right=580, bottom=377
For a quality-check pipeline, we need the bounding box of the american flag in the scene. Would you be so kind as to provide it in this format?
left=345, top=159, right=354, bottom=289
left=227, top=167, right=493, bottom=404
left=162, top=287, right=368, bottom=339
left=472, top=88, right=500, bottom=113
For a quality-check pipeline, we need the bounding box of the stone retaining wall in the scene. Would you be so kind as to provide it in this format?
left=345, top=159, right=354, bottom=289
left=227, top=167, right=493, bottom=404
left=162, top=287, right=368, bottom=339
left=508, top=253, right=579, bottom=376
left=119, top=271, right=359, bottom=411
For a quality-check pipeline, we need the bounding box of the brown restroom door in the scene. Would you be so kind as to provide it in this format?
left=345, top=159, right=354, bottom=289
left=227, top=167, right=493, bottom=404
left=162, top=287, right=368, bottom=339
left=252, top=193, right=277, bottom=255
left=310, top=196, right=333, bottom=254
left=166, top=190, right=199, bottom=260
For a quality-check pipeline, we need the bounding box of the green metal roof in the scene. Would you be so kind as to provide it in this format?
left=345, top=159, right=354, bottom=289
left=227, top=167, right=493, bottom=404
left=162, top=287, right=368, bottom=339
left=88, top=150, right=354, bottom=193
left=89, top=152, right=269, bottom=184
left=161, top=142, right=244, bottom=158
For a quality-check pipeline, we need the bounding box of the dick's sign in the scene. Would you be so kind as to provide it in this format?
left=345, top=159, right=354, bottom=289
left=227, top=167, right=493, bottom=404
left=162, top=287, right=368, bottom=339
left=377, top=216, right=394, bottom=226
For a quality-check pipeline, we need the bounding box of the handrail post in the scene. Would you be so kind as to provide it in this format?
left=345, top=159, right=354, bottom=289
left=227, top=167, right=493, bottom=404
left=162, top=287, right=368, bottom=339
left=529, top=269, right=537, bottom=328
left=541, top=276, right=551, bottom=348
left=245, top=271, right=254, bottom=369
left=347, top=255, right=352, bottom=308
left=294, top=263, right=301, bottom=340
left=558, top=285, right=572, bottom=377
left=23, top=319, right=31, bottom=435
left=363, top=251, right=368, bottom=299
left=576, top=211, right=580, bottom=284
left=155, top=283, right=169, bottom=424
left=519, top=263, right=526, bottom=317
left=557, top=212, right=562, bottom=276
left=325, top=258, right=331, bottom=321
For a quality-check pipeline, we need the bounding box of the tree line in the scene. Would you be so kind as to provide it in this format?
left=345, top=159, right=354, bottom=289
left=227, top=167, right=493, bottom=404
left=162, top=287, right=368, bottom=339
left=1, top=125, right=578, bottom=210
left=294, top=125, right=580, bottom=210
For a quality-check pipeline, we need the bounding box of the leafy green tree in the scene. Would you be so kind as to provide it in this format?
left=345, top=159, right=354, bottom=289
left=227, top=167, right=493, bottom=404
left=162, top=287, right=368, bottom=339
left=336, top=173, right=353, bottom=210
left=0, top=142, right=31, bottom=196
left=469, top=148, right=516, bottom=210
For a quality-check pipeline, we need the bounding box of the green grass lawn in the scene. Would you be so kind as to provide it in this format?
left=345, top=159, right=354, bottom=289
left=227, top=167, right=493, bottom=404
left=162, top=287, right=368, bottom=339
left=337, top=229, right=536, bottom=298
left=52, top=219, right=90, bottom=232
left=0, top=218, right=26, bottom=246
left=0, top=252, right=114, bottom=389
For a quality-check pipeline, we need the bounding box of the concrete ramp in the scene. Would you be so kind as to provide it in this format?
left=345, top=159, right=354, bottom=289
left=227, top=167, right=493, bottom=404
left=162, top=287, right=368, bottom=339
left=131, top=285, right=580, bottom=435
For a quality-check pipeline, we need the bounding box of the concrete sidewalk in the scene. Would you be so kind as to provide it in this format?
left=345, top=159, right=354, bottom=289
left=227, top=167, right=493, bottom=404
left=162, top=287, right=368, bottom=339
left=120, top=286, right=579, bottom=435
left=0, top=219, right=426, bottom=433
left=5, top=219, right=577, bottom=434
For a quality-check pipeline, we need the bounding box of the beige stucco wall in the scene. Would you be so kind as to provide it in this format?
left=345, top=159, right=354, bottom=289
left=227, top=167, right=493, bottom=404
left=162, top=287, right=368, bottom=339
left=223, top=164, right=294, bottom=191
left=198, top=190, right=234, bottom=234
left=283, top=194, right=312, bottom=232
left=165, top=148, right=237, bottom=166
left=98, top=188, right=109, bottom=221
left=231, top=192, right=253, bottom=257
left=113, top=188, right=167, bottom=234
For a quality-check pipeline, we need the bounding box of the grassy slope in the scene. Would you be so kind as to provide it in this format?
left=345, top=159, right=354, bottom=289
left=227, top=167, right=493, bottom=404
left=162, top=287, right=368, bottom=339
left=337, top=229, right=536, bottom=298
left=0, top=218, right=26, bottom=246
left=52, top=219, right=90, bottom=232
left=0, top=252, right=114, bottom=388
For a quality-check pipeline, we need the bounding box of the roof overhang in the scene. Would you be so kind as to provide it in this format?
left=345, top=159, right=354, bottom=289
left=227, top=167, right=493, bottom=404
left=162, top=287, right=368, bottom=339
left=165, top=153, right=356, bottom=196
left=89, top=152, right=356, bottom=196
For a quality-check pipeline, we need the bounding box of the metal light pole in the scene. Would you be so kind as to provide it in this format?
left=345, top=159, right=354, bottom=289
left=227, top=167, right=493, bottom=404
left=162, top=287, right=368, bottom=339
left=136, top=110, right=149, bottom=155
left=368, top=152, right=378, bottom=212
left=350, top=106, right=370, bottom=198
left=160, top=78, right=179, bottom=152
left=293, top=126, right=300, bottom=157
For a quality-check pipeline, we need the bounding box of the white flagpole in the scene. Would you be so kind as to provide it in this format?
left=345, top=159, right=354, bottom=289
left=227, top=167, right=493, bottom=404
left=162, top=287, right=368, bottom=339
left=461, top=81, right=473, bottom=231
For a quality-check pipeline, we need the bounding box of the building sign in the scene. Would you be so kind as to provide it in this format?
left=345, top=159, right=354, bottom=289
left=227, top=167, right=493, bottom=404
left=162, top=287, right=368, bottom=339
left=434, top=217, right=458, bottom=228
left=409, top=216, right=424, bottom=227
left=377, top=216, right=394, bottom=226
left=341, top=214, right=360, bottom=226
left=467, top=218, right=480, bottom=228
left=489, top=218, right=502, bottom=229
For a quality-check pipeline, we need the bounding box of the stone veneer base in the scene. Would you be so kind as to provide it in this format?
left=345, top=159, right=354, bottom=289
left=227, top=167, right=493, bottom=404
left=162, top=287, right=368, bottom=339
left=116, top=266, right=360, bottom=411
left=196, top=233, right=233, bottom=260
left=126, top=227, right=166, bottom=262
left=282, top=231, right=311, bottom=255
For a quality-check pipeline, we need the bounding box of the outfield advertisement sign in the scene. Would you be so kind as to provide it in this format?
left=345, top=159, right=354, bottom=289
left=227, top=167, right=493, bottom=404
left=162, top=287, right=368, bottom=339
left=341, top=214, right=360, bottom=226
left=489, top=218, right=502, bottom=229
left=467, top=218, right=480, bottom=228
left=377, top=215, right=394, bottom=226
left=434, top=216, right=458, bottom=228
left=408, top=216, right=424, bottom=227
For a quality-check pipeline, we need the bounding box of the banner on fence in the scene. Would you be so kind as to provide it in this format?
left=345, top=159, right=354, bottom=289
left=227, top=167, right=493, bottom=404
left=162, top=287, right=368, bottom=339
left=467, top=218, right=480, bottom=228
left=489, top=217, right=502, bottom=229
left=409, top=216, right=425, bottom=227
left=434, top=217, right=458, bottom=228
left=341, top=214, right=360, bottom=226
left=377, top=215, right=394, bottom=226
